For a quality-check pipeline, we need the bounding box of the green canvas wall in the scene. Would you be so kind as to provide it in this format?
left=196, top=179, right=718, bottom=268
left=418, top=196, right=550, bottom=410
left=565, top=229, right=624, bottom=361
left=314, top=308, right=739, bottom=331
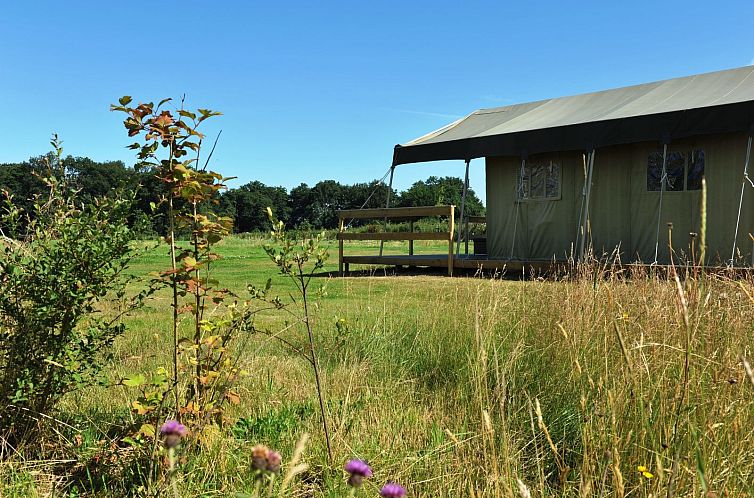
left=485, top=132, right=754, bottom=265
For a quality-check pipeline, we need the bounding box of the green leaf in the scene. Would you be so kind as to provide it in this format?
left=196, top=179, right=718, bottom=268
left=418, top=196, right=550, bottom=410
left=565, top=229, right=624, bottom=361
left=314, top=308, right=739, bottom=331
left=121, top=374, right=147, bottom=387
left=119, top=95, right=133, bottom=106
left=138, top=423, right=156, bottom=438
left=122, top=436, right=142, bottom=448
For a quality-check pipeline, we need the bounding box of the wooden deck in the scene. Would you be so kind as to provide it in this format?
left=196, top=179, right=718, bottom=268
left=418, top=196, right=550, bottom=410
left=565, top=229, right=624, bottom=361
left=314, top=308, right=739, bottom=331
left=337, top=205, right=562, bottom=275
left=340, top=254, right=558, bottom=274
left=335, top=205, right=752, bottom=277
left=338, top=205, right=457, bottom=275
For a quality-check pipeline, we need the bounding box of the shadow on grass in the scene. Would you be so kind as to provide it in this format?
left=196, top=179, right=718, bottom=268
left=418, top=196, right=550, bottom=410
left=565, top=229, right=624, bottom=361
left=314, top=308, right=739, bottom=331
left=312, top=265, right=529, bottom=280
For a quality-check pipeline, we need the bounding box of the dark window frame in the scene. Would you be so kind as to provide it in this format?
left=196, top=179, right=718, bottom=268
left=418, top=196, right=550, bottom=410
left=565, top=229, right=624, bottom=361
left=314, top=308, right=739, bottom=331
left=647, top=148, right=705, bottom=192
left=516, top=160, right=562, bottom=201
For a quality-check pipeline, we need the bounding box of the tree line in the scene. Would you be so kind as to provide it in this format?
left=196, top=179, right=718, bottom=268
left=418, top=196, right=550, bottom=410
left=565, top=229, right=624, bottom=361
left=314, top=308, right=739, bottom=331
left=0, top=155, right=485, bottom=235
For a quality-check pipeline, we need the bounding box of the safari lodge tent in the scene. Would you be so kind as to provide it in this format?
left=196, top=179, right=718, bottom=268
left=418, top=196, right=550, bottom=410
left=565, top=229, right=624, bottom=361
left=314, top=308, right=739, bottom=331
left=337, top=66, right=754, bottom=274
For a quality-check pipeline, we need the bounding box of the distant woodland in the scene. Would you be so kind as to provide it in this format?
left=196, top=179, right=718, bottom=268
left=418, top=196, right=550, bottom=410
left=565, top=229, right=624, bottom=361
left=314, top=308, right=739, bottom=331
left=0, top=155, right=484, bottom=235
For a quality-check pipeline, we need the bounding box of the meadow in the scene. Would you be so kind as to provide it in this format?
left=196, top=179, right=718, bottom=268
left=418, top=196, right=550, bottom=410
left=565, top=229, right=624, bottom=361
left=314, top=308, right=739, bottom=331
left=3, top=237, right=754, bottom=497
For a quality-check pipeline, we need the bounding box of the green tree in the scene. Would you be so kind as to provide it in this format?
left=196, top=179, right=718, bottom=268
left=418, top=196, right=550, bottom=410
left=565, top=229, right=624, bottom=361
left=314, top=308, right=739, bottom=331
left=344, top=180, right=398, bottom=209
left=288, top=183, right=314, bottom=228
left=64, top=156, right=137, bottom=200
left=400, top=175, right=484, bottom=216
left=309, top=180, right=348, bottom=228
left=0, top=156, right=50, bottom=219
left=225, top=181, right=290, bottom=233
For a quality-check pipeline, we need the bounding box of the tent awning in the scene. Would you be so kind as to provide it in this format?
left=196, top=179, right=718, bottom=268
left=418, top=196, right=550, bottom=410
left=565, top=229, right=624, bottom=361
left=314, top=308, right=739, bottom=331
left=393, top=66, right=754, bottom=166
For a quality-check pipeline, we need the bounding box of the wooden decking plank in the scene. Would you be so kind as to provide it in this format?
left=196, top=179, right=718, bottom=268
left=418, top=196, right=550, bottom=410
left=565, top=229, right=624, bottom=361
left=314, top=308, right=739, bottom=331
left=337, top=205, right=454, bottom=220
left=337, top=232, right=450, bottom=241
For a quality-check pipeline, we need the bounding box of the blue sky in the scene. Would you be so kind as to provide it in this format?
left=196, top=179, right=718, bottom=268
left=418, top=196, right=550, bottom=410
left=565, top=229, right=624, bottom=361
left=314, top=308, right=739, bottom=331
left=1, top=1, right=753, bottom=203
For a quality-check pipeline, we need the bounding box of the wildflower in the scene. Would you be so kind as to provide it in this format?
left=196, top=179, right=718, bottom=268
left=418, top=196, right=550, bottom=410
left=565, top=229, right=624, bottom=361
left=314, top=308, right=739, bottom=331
left=251, top=444, right=283, bottom=478
left=344, top=459, right=372, bottom=487
left=266, top=450, right=282, bottom=473
left=380, top=482, right=407, bottom=497
left=637, top=465, right=654, bottom=479
left=252, top=444, right=270, bottom=472
left=160, top=420, right=187, bottom=449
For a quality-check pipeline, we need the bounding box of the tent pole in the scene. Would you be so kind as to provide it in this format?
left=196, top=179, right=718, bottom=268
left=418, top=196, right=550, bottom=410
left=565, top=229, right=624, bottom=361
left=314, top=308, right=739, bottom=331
left=456, top=159, right=470, bottom=257
left=653, top=143, right=669, bottom=264
left=379, top=165, right=395, bottom=257
left=510, top=157, right=526, bottom=260
left=578, top=149, right=595, bottom=261
left=730, top=135, right=753, bottom=266
left=575, top=153, right=587, bottom=260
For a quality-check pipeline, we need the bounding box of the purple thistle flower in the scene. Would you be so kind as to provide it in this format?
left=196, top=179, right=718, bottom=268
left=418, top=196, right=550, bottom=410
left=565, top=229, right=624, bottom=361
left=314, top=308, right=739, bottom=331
left=160, top=420, right=187, bottom=437
left=380, top=482, right=407, bottom=497
left=344, top=459, right=372, bottom=477
left=344, top=459, right=372, bottom=487
left=160, top=420, right=187, bottom=449
left=266, top=450, right=282, bottom=473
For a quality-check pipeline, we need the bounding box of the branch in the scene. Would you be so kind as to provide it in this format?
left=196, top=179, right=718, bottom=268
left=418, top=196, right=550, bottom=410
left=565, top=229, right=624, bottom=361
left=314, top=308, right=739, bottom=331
left=201, top=130, right=222, bottom=171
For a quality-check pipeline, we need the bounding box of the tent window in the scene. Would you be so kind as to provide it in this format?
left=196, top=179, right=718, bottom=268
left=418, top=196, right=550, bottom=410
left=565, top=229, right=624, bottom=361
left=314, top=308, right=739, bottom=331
left=647, top=149, right=704, bottom=191
left=517, top=161, right=561, bottom=200
left=687, top=149, right=705, bottom=190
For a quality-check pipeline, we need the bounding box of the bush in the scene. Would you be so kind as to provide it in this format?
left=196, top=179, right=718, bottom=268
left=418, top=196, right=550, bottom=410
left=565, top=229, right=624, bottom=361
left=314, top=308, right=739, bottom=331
left=0, top=145, right=146, bottom=445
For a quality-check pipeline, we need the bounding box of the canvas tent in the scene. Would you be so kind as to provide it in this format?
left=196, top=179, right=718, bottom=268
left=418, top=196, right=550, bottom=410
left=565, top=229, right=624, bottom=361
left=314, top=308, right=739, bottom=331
left=392, top=66, right=754, bottom=266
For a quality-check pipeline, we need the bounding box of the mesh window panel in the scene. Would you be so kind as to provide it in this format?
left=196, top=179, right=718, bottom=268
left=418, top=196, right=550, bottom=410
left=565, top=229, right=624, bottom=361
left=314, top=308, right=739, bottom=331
left=518, top=162, right=561, bottom=200
left=665, top=152, right=685, bottom=191
left=647, top=152, right=664, bottom=191
left=687, top=149, right=705, bottom=190
left=517, top=167, right=530, bottom=199
left=529, top=165, right=546, bottom=198
left=545, top=162, right=561, bottom=198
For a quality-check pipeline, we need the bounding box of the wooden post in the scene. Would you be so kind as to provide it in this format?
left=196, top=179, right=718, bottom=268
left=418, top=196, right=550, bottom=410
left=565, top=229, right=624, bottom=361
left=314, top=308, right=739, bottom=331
left=448, top=205, right=455, bottom=276
left=338, top=217, right=345, bottom=277
left=409, top=220, right=414, bottom=256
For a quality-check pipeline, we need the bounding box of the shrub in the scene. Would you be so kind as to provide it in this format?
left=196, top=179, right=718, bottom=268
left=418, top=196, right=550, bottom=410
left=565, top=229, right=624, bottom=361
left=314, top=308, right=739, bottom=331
left=0, top=139, right=147, bottom=445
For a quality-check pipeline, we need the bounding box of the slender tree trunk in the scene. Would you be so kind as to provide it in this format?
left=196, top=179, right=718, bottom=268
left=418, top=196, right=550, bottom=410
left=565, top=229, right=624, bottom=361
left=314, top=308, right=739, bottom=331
left=192, top=200, right=202, bottom=401
left=167, top=163, right=180, bottom=414
left=301, top=272, right=333, bottom=461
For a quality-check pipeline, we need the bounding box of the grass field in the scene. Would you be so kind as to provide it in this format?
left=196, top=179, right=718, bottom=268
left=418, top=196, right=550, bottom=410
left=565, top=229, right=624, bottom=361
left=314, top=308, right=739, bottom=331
left=4, top=236, right=754, bottom=497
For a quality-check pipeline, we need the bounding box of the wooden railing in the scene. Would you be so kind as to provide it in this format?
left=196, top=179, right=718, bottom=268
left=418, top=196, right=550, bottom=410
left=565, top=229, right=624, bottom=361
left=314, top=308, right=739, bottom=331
left=336, top=205, right=456, bottom=276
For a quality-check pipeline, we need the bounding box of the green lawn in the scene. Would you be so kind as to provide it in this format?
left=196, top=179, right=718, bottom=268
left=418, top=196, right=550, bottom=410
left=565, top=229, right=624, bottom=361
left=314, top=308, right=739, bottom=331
left=5, top=236, right=754, bottom=497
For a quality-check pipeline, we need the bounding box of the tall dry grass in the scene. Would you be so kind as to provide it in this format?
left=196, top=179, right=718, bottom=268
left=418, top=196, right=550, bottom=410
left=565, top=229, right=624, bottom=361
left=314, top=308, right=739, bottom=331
left=451, top=267, right=754, bottom=497
left=2, top=241, right=753, bottom=496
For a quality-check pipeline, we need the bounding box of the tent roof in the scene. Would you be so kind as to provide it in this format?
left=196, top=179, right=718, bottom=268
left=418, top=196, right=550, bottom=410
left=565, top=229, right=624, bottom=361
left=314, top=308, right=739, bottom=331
left=393, top=66, right=754, bottom=166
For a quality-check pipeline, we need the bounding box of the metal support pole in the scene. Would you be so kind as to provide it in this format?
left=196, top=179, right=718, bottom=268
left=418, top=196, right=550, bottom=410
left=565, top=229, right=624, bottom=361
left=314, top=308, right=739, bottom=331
left=456, top=159, right=470, bottom=257
left=379, top=166, right=395, bottom=257
left=578, top=149, right=595, bottom=261
left=730, top=135, right=753, bottom=266
left=653, top=143, right=669, bottom=264
left=575, top=153, right=587, bottom=255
